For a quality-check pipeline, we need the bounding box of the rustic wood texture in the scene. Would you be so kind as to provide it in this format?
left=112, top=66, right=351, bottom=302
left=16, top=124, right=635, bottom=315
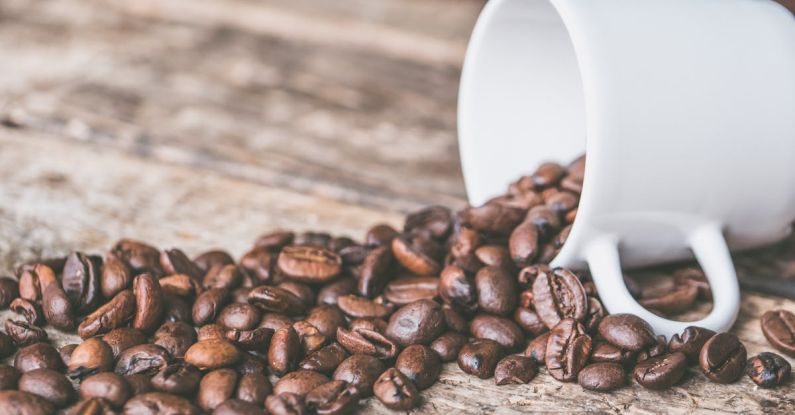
left=0, top=0, right=793, bottom=413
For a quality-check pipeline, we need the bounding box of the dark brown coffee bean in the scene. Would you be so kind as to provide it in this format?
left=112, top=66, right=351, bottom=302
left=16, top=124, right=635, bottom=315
left=545, top=318, right=591, bottom=382
left=469, top=314, right=524, bottom=351
left=404, top=205, right=452, bottom=240
left=305, top=305, right=347, bottom=338
left=383, top=276, right=438, bottom=306
left=532, top=268, right=587, bottom=328
left=474, top=245, right=514, bottom=273
left=439, top=265, right=477, bottom=313
left=294, top=231, right=332, bottom=248
left=248, top=285, right=306, bottom=316
left=194, top=250, right=235, bottom=273
left=0, top=331, right=15, bottom=359
left=317, top=278, right=357, bottom=306
left=278, top=281, right=316, bottom=309
left=19, top=368, right=74, bottom=408
left=265, top=393, right=306, bottom=415
left=590, top=341, right=636, bottom=367
left=636, top=335, right=668, bottom=363
left=62, top=252, right=101, bottom=314
left=583, top=297, right=606, bottom=334
left=373, top=368, right=419, bottom=411
left=100, top=327, right=145, bottom=360
left=123, top=392, right=200, bottom=415
left=336, top=295, right=393, bottom=320
left=531, top=162, right=565, bottom=188
left=255, top=230, right=295, bottom=250
left=277, top=246, right=342, bottom=284
left=640, top=284, right=698, bottom=315
left=101, top=253, right=131, bottom=299
left=240, top=247, right=276, bottom=284
left=0, top=390, right=55, bottom=415
left=634, top=352, right=688, bottom=389
left=5, top=319, right=47, bottom=346
left=441, top=304, right=468, bottom=334
left=78, top=289, right=135, bottom=339
left=213, top=399, right=265, bottom=415
left=523, top=332, right=550, bottom=366
left=204, top=264, right=244, bottom=290
left=457, top=339, right=504, bottom=379
left=430, top=331, right=467, bottom=363
left=494, top=355, right=537, bottom=385
left=746, top=352, right=791, bottom=388
left=0, top=277, right=19, bottom=309
left=668, top=326, right=715, bottom=364
left=152, top=321, right=196, bottom=359
left=0, top=364, right=20, bottom=390
left=449, top=224, right=481, bottom=258
left=159, top=274, right=203, bottom=298
left=394, top=344, right=440, bottom=390
left=598, top=313, right=656, bottom=352
left=269, top=326, right=301, bottom=375
left=193, top=288, right=231, bottom=326
left=760, top=309, right=795, bottom=357
left=338, top=245, right=369, bottom=266
left=198, top=368, right=238, bottom=411
left=357, top=246, right=394, bottom=298
left=124, top=374, right=153, bottom=395
left=79, top=372, right=131, bottom=408
left=366, top=224, right=399, bottom=247
left=509, top=221, right=539, bottom=267
left=17, top=265, right=52, bottom=303
left=274, top=370, right=330, bottom=398
left=348, top=318, right=388, bottom=334
left=699, top=332, right=747, bottom=383
left=524, top=206, right=561, bottom=239
left=292, top=321, right=327, bottom=354
left=300, top=342, right=349, bottom=375
left=234, top=352, right=268, bottom=375
left=460, top=203, right=524, bottom=234
left=42, top=284, right=76, bottom=330
left=10, top=298, right=44, bottom=326
left=305, top=380, right=358, bottom=415
left=115, top=344, right=171, bottom=376
left=259, top=312, right=293, bottom=331
left=218, top=302, right=261, bottom=331
left=59, top=344, right=78, bottom=371
left=163, top=294, right=193, bottom=323
left=386, top=299, right=445, bottom=346
left=132, top=273, right=164, bottom=333
left=391, top=234, right=442, bottom=276
left=184, top=339, right=239, bottom=370
left=546, top=191, right=578, bottom=215
left=475, top=266, right=518, bottom=316
left=111, top=239, right=161, bottom=274
left=578, top=363, right=626, bottom=392
left=514, top=307, right=547, bottom=337
left=336, top=327, right=397, bottom=359
left=237, top=372, right=272, bottom=404
left=225, top=326, right=274, bottom=351
left=673, top=267, right=712, bottom=301
left=68, top=338, right=114, bottom=380
left=332, top=354, right=385, bottom=397
left=160, top=248, right=203, bottom=281
left=151, top=363, right=201, bottom=395
left=15, top=342, right=63, bottom=373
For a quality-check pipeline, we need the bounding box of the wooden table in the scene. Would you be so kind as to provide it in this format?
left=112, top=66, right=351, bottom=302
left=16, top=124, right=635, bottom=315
left=0, top=0, right=793, bottom=413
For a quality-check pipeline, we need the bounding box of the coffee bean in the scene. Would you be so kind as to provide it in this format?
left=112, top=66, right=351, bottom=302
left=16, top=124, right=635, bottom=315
left=102, top=327, right=146, bottom=359
left=383, top=276, right=438, bottom=306
left=0, top=390, right=55, bottom=415
left=198, top=368, right=238, bottom=411
left=598, top=314, right=656, bottom=352
left=259, top=313, right=293, bottom=331
left=248, top=286, right=306, bottom=316
left=523, top=332, right=550, bottom=366
left=159, top=274, right=203, bottom=298
left=255, top=230, right=295, bottom=250
left=194, top=250, right=235, bottom=273
left=514, top=307, right=547, bottom=337
left=668, top=326, right=715, bottom=364
left=305, top=305, right=347, bottom=338
left=590, top=341, right=636, bottom=367
left=151, top=363, right=201, bottom=395
left=404, top=205, right=452, bottom=240
left=19, top=368, right=74, bottom=408
left=475, top=266, right=518, bottom=316
left=305, top=380, right=358, bottom=415
left=0, top=277, right=19, bottom=309
left=439, top=265, right=477, bottom=313
left=269, top=326, right=301, bottom=375
left=332, top=354, right=385, bottom=397
left=337, top=295, right=393, bottom=320
left=218, top=303, right=261, bottom=331
left=278, top=246, right=342, bottom=284
left=299, top=343, right=350, bottom=375
left=395, top=344, right=441, bottom=390
left=5, top=319, right=48, bottom=346
left=240, top=247, right=276, bottom=284
left=336, top=327, right=398, bottom=359
left=474, top=245, right=514, bottom=273
left=531, top=162, right=566, bottom=188
left=14, top=343, right=63, bottom=373
left=213, top=399, right=265, bottom=415
left=640, top=284, right=698, bottom=315
left=469, top=314, right=525, bottom=351
left=699, top=332, right=747, bottom=383
left=152, top=321, right=197, bottom=359
left=295, top=231, right=332, bottom=248
left=203, top=264, right=244, bottom=290
left=0, top=332, right=15, bottom=359
left=237, top=372, right=272, bottom=404
left=365, top=224, right=399, bottom=247
left=430, top=331, right=467, bottom=363
left=509, top=220, right=539, bottom=267
left=578, top=363, right=625, bottom=392
left=0, top=364, right=20, bottom=391
left=494, top=355, right=537, bottom=385
left=185, top=339, right=239, bottom=370
left=457, top=339, right=504, bottom=379
left=78, top=290, right=135, bottom=339
left=115, top=344, right=171, bottom=376
left=160, top=248, right=203, bottom=281
left=62, top=252, right=101, bottom=314
left=265, top=393, right=306, bottom=415
left=746, top=352, right=791, bottom=388
left=532, top=268, right=587, bottom=328
left=112, top=239, right=161, bottom=274
left=546, top=191, right=578, bottom=215
left=274, top=370, right=330, bottom=398
left=460, top=203, right=524, bottom=234
left=546, top=319, right=591, bottom=382
left=123, top=392, right=200, bottom=415
left=68, top=338, right=114, bottom=380
left=163, top=294, right=193, bottom=324
left=293, top=321, right=327, bottom=354
left=132, top=273, right=164, bottom=333
left=124, top=374, right=153, bottom=395
left=673, top=267, right=712, bottom=301
left=41, top=284, right=75, bottom=330
left=386, top=299, right=445, bottom=346
left=391, top=234, right=442, bottom=276
left=235, top=353, right=269, bottom=375
left=349, top=318, right=388, bottom=333
left=634, top=352, right=688, bottom=389
left=760, top=309, right=795, bottom=357
left=9, top=298, right=43, bottom=327
left=278, top=281, right=316, bottom=310
left=357, top=246, right=394, bottom=298
left=17, top=264, right=53, bottom=303
left=636, top=335, right=668, bottom=364
left=101, top=253, right=131, bottom=299
left=193, top=288, right=231, bottom=325
left=79, top=372, right=131, bottom=408
left=373, top=368, right=419, bottom=411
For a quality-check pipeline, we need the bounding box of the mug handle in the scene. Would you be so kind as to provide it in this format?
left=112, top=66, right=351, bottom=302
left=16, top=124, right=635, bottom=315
left=585, top=223, right=740, bottom=338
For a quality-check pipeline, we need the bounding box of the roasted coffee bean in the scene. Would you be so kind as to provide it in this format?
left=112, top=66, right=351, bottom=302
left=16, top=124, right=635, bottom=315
left=159, top=274, right=203, bottom=298
left=194, top=249, right=235, bottom=273
left=475, top=266, right=518, bottom=316
left=545, top=319, right=591, bottom=382
left=0, top=332, right=14, bottom=360
left=336, top=327, right=396, bottom=359
left=469, top=314, right=524, bottom=351
left=62, top=252, right=101, bottom=314
left=668, top=326, right=715, bottom=364
left=78, top=290, right=135, bottom=339
left=240, top=247, right=276, bottom=284
left=699, top=332, right=747, bottom=383
left=337, top=295, right=393, bottom=320
left=430, top=331, right=467, bottom=363
left=509, top=220, right=539, bottom=267
left=494, top=355, right=537, bottom=385
left=394, top=344, right=441, bottom=390
left=68, top=338, right=114, bottom=380
left=531, top=162, right=565, bottom=188
left=634, top=352, right=688, bottom=389
left=328, top=237, right=356, bottom=253
left=184, top=339, right=239, bottom=370
left=10, top=298, right=44, bottom=326
left=218, top=302, right=261, bottom=331
left=0, top=364, right=20, bottom=390
left=259, top=312, right=293, bottom=331
left=160, top=248, right=203, bottom=281
left=212, top=399, right=264, bottom=415
left=598, top=314, right=656, bottom=352
left=404, top=205, right=452, bottom=240
left=79, top=372, right=131, bottom=408
left=235, top=353, right=268, bottom=375
left=15, top=343, right=63, bottom=373
left=386, top=299, right=445, bottom=346
left=590, top=341, right=635, bottom=367
left=163, top=294, right=193, bottom=323
left=460, top=203, right=524, bottom=234
left=317, top=278, right=357, bottom=306
left=18, top=264, right=55, bottom=303
left=338, top=245, right=370, bottom=266
left=265, top=393, right=306, bottom=415
left=0, top=277, right=19, bottom=309
left=19, top=368, right=74, bottom=408
left=0, top=390, right=55, bottom=415
left=255, top=230, right=295, bottom=250
left=278, top=246, right=342, bottom=283
left=115, top=344, right=171, bottom=376
left=42, top=283, right=75, bottom=330
left=153, top=321, right=196, bottom=359
left=333, top=354, right=385, bottom=397
left=269, top=326, right=301, bottom=375
left=546, top=191, right=578, bottom=215
left=292, top=321, right=327, bottom=354
left=305, top=380, right=358, bottom=415
left=357, top=246, right=394, bottom=298
left=439, top=265, right=477, bottom=313
left=237, top=372, right=272, bottom=404
left=274, top=282, right=313, bottom=311
left=274, top=370, right=330, bottom=398
left=68, top=397, right=115, bottom=415
left=300, top=342, right=349, bottom=375
left=391, top=234, right=442, bottom=276
left=365, top=224, right=399, bottom=247
left=532, top=268, right=587, bottom=328
left=760, top=309, right=795, bottom=357
left=474, top=245, right=514, bottom=272
left=523, top=332, right=550, bottom=366
left=198, top=368, right=238, bottom=411
left=225, top=326, right=274, bottom=351
left=673, top=267, right=712, bottom=301
left=441, top=304, right=468, bottom=334
left=449, top=225, right=481, bottom=258
left=102, top=327, right=146, bottom=359
left=636, top=335, right=668, bottom=363
left=746, top=352, right=791, bottom=388
left=640, top=284, right=698, bottom=315
left=5, top=319, right=47, bottom=346
left=112, top=239, right=161, bottom=274
left=525, top=206, right=561, bottom=240
left=151, top=363, right=201, bottom=395
left=131, top=273, right=164, bottom=332
left=124, top=374, right=153, bottom=395
left=583, top=297, right=606, bottom=334
left=193, top=288, right=231, bottom=325
left=457, top=339, right=504, bottom=379
left=59, top=344, right=78, bottom=368
left=383, top=276, right=438, bottom=306
left=101, top=253, right=131, bottom=299
left=204, top=264, right=244, bottom=290
left=349, top=318, right=388, bottom=333
left=294, top=231, right=332, bottom=248
left=123, top=392, right=200, bottom=415
left=514, top=307, right=547, bottom=337
left=578, top=363, right=625, bottom=392
left=248, top=285, right=306, bottom=316
left=305, top=305, right=347, bottom=338
left=373, top=368, right=419, bottom=411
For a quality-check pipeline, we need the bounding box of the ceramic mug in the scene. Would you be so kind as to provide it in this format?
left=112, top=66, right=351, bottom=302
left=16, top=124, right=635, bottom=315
left=457, top=0, right=795, bottom=337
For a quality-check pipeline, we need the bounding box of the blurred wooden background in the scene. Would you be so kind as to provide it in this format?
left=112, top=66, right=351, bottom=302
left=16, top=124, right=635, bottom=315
left=0, top=0, right=793, bottom=413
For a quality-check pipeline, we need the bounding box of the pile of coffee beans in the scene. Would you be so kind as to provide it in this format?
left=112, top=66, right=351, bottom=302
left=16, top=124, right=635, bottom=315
left=0, top=155, right=791, bottom=414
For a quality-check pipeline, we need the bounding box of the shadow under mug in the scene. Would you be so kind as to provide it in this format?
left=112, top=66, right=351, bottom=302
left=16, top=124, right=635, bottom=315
left=458, top=0, right=795, bottom=337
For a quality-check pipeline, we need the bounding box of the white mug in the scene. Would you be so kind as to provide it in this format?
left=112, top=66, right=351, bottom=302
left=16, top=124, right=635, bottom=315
left=457, top=0, right=795, bottom=337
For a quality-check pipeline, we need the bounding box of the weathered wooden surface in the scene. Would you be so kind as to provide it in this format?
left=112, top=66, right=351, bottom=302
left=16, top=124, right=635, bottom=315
left=0, top=0, right=793, bottom=413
